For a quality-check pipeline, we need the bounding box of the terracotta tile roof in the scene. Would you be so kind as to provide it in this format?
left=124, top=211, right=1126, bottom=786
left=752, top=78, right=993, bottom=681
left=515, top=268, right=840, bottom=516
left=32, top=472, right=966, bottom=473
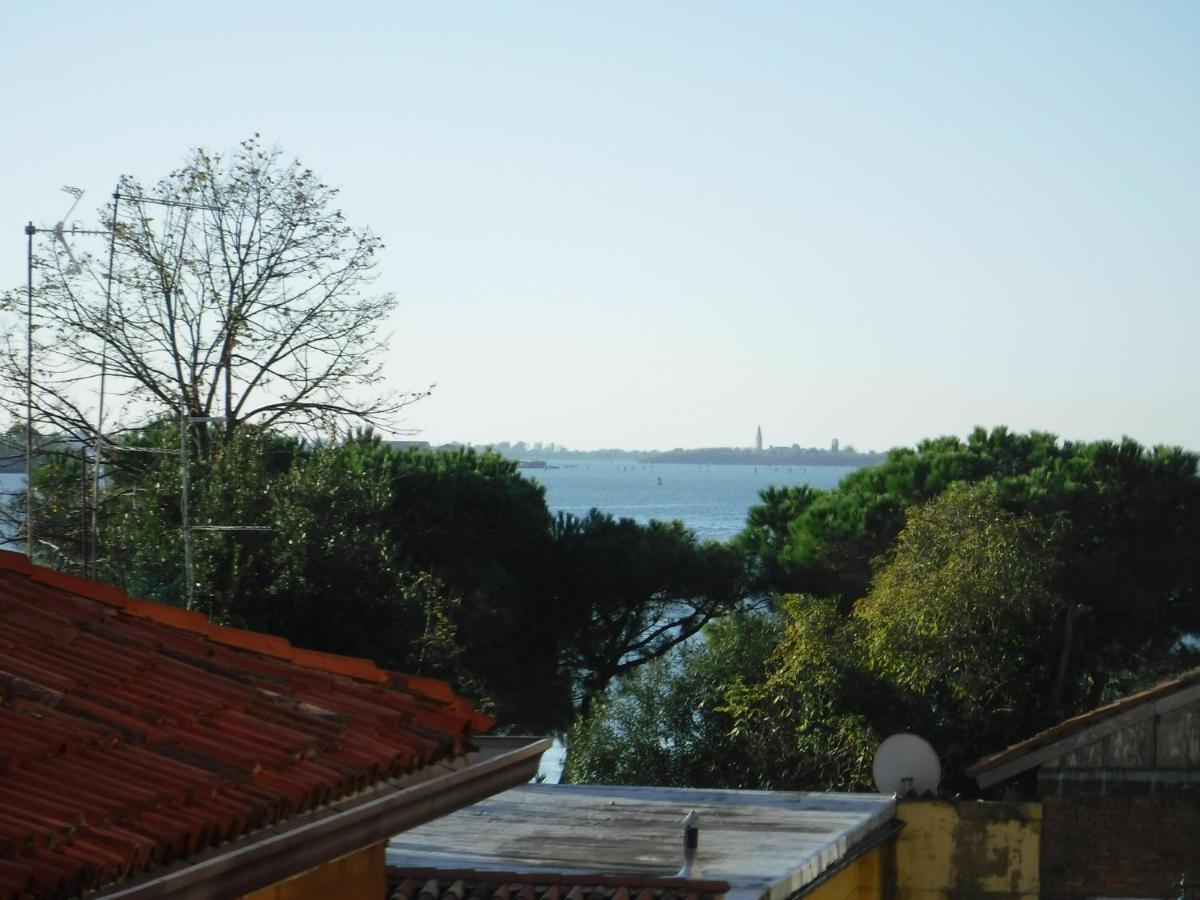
left=387, top=867, right=730, bottom=900
left=0, top=550, right=494, bottom=900
left=966, top=666, right=1200, bottom=783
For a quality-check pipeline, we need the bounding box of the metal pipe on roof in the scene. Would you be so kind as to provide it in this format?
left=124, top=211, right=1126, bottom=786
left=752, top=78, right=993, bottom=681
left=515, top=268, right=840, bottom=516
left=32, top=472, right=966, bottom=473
left=675, top=810, right=699, bottom=878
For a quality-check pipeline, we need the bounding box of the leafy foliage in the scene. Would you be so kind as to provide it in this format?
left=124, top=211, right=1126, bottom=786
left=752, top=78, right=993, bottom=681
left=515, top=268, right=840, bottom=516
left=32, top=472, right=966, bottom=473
left=856, top=483, right=1062, bottom=771
left=27, top=426, right=746, bottom=733
left=551, top=510, right=744, bottom=715
left=19, top=417, right=1200, bottom=790
left=739, top=427, right=1200, bottom=707
left=721, top=596, right=885, bottom=791
left=736, top=484, right=820, bottom=591
left=579, top=441, right=1200, bottom=792
left=564, top=608, right=781, bottom=787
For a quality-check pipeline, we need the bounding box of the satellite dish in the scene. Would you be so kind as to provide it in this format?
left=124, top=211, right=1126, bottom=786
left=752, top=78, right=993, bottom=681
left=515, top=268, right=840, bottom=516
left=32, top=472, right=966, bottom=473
left=872, top=733, right=941, bottom=796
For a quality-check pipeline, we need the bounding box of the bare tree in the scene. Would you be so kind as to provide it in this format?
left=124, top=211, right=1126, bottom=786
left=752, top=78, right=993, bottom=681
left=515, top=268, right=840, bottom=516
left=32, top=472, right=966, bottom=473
left=0, top=137, right=427, bottom=562
left=1, top=136, right=426, bottom=460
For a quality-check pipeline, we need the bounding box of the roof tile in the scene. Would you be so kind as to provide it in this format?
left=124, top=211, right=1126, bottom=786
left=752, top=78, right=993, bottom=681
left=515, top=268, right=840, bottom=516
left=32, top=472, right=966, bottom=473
left=0, top=550, right=489, bottom=899
left=386, top=870, right=731, bottom=900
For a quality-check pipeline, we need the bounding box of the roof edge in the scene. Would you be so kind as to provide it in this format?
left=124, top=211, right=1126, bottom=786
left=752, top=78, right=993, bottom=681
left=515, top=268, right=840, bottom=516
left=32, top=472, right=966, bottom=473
left=967, top=669, right=1200, bottom=788
left=780, top=819, right=903, bottom=900
left=96, top=737, right=553, bottom=899
left=0, top=549, right=423, bottom=689
left=386, top=866, right=732, bottom=894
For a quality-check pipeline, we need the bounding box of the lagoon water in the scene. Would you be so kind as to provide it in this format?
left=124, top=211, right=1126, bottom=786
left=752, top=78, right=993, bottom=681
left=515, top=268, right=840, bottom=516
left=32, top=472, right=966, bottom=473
left=522, top=461, right=855, bottom=542
left=0, top=473, right=22, bottom=549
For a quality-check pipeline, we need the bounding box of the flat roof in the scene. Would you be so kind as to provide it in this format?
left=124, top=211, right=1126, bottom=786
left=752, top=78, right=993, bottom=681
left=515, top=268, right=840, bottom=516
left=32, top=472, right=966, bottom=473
left=387, top=783, right=896, bottom=900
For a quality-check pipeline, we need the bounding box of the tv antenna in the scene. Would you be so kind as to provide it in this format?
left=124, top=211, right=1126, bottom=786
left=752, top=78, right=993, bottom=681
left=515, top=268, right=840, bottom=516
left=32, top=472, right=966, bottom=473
left=51, top=186, right=91, bottom=274
left=21, top=187, right=119, bottom=569
left=24, top=185, right=270, bottom=603
left=872, top=733, right=941, bottom=797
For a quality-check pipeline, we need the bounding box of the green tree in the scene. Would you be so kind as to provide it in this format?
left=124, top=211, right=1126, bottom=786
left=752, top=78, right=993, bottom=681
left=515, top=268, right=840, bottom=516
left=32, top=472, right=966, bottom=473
left=856, top=482, right=1062, bottom=770
left=736, top=484, right=820, bottom=591
left=373, top=442, right=566, bottom=729
left=564, top=608, right=781, bottom=787
left=722, top=595, right=886, bottom=791
left=551, top=510, right=744, bottom=716
left=739, top=427, right=1200, bottom=706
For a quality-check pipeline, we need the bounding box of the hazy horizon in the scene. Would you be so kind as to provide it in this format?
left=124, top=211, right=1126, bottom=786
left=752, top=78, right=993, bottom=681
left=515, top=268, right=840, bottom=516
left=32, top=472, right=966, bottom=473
left=5, top=3, right=1198, bottom=453
left=403, top=425, right=1191, bottom=456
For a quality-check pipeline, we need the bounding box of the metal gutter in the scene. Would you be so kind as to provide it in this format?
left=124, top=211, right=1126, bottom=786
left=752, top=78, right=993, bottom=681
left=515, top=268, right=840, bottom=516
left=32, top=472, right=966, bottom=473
left=97, top=737, right=551, bottom=899
left=784, top=820, right=904, bottom=900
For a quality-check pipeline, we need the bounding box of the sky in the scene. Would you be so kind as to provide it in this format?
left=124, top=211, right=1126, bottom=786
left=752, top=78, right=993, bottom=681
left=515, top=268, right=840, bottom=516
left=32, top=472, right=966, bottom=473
left=3, top=2, right=1198, bottom=452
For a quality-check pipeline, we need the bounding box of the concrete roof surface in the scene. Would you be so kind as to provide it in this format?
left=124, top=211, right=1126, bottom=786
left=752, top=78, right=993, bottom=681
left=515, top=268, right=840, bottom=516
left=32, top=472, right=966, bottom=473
left=387, top=783, right=896, bottom=900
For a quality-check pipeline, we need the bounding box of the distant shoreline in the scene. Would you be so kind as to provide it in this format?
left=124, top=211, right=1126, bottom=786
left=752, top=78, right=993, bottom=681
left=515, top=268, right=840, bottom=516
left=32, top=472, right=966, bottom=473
left=482, top=445, right=885, bottom=469
left=394, top=440, right=887, bottom=469
left=637, top=448, right=884, bottom=467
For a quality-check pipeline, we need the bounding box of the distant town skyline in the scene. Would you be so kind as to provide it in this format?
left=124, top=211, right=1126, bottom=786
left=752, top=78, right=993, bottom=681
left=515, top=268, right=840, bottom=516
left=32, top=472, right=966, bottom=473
left=5, top=3, right=1198, bottom=453
left=459, top=433, right=856, bottom=453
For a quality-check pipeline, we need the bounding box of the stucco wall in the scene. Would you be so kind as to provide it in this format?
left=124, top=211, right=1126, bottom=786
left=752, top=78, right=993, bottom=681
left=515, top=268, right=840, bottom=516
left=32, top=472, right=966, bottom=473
left=893, top=800, right=1040, bottom=900
left=237, top=841, right=387, bottom=900
left=804, top=845, right=884, bottom=900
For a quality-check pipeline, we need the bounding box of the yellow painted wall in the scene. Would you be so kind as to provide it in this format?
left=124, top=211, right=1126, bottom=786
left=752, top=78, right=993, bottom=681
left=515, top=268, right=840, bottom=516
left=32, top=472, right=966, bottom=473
left=804, top=846, right=884, bottom=900
left=893, top=800, right=1040, bottom=900
left=238, top=841, right=386, bottom=900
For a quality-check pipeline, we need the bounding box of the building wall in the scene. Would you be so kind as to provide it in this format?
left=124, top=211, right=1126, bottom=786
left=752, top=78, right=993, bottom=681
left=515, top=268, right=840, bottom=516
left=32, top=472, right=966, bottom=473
left=804, top=845, right=884, bottom=900
left=238, top=841, right=387, bottom=900
left=1041, top=792, right=1200, bottom=900
left=892, top=800, right=1040, bottom=900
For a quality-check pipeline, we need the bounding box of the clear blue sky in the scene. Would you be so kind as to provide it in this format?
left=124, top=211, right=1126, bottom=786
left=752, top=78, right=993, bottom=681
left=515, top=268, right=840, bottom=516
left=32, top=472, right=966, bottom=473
left=4, top=2, right=1198, bottom=452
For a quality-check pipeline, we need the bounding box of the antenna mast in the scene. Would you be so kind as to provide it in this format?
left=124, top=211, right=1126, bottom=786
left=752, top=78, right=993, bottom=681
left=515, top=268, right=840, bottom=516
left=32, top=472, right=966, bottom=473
left=22, top=187, right=117, bottom=567
left=90, top=189, right=121, bottom=574
left=24, top=186, right=269, bottom=605
left=23, top=223, right=35, bottom=558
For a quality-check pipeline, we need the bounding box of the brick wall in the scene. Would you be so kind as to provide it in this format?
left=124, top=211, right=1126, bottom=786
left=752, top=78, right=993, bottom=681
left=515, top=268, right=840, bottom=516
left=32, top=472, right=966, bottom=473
left=1041, top=794, right=1200, bottom=899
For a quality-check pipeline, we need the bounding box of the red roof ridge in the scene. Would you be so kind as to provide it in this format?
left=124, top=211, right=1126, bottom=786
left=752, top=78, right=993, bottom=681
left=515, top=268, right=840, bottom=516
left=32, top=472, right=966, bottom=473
left=0, top=550, right=421, bottom=691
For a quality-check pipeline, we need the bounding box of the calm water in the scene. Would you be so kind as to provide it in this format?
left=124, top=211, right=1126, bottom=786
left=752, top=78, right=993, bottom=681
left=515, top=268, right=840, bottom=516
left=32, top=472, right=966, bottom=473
left=0, top=473, right=22, bottom=549
left=522, top=461, right=854, bottom=541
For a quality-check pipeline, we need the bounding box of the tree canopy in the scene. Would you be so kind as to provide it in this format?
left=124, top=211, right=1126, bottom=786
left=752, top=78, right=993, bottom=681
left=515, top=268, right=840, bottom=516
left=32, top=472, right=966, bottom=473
left=577, top=428, right=1200, bottom=792
left=739, top=426, right=1200, bottom=707
left=25, top=421, right=745, bottom=734
left=564, top=607, right=782, bottom=787
left=551, top=510, right=744, bottom=716
left=856, top=482, right=1063, bottom=772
